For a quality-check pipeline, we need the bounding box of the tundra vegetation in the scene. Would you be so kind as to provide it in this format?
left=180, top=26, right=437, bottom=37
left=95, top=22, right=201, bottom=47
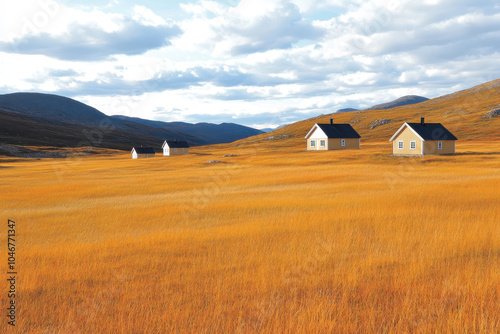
left=1, top=80, right=500, bottom=332
left=1, top=139, right=499, bottom=333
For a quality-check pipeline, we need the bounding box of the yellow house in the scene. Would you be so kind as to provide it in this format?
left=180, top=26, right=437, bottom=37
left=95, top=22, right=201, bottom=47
left=305, top=119, right=361, bottom=151
left=162, top=140, right=190, bottom=156
left=389, top=117, right=457, bottom=155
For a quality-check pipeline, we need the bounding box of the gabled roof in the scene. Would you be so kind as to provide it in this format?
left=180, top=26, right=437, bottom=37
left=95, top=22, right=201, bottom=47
left=132, top=147, right=156, bottom=154
left=389, top=122, right=457, bottom=141
left=162, top=140, right=190, bottom=148
left=305, top=123, right=361, bottom=139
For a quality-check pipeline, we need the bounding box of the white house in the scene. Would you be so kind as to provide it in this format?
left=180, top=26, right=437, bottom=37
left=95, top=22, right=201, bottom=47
left=131, top=147, right=156, bottom=159
left=162, top=140, right=190, bottom=156
left=305, top=118, right=361, bottom=151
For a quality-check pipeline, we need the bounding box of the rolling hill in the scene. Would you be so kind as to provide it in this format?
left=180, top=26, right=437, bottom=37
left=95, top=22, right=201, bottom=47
left=228, top=79, right=500, bottom=149
left=0, top=92, right=263, bottom=155
left=366, top=95, right=429, bottom=110
left=1, top=79, right=499, bottom=157
left=337, top=108, right=359, bottom=113
left=0, top=92, right=112, bottom=126
left=2, top=80, right=499, bottom=333
left=111, top=115, right=263, bottom=145
left=336, top=95, right=428, bottom=113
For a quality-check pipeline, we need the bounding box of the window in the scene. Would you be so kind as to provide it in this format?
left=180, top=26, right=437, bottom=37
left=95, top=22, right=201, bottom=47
left=341, top=139, right=346, bottom=147
left=139, top=154, right=142, bottom=157
left=438, top=141, right=443, bottom=150
left=174, top=148, right=178, bottom=153
left=398, top=141, right=404, bottom=149
left=182, top=148, right=184, bottom=153
left=320, top=140, right=326, bottom=147
left=310, top=140, right=315, bottom=147
left=410, top=141, right=416, bottom=150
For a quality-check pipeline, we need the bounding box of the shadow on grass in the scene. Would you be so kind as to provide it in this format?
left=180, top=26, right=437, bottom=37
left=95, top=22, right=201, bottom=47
left=190, top=152, right=212, bottom=156
left=454, top=152, right=500, bottom=156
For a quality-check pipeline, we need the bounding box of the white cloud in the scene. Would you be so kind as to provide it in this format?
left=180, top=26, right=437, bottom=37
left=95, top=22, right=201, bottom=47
left=132, top=5, right=167, bottom=27
left=0, top=2, right=181, bottom=61
left=339, top=72, right=378, bottom=86
left=176, top=0, right=324, bottom=57
left=1, top=0, right=500, bottom=128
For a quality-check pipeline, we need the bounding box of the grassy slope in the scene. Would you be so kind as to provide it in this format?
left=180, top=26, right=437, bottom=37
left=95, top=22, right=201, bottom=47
left=1, top=141, right=499, bottom=333
left=0, top=80, right=499, bottom=333
left=233, top=78, right=500, bottom=149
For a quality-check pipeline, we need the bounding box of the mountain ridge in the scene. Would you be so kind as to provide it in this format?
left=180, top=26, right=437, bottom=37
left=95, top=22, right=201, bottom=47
left=227, top=79, right=500, bottom=148
left=336, top=95, right=429, bottom=114
left=0, top=92, right=263, bottom=154
left=0, top=92, right=108, bottom=126
left=365, top=95, right=429, bottom=110
left=111, top=115, right=262, bottom=145
left=1, top=79, right=499, bottom=157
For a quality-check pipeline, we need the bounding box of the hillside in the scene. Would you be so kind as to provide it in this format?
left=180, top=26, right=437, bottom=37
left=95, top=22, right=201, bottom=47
left=2, top=132, right=498, bottom=333
left=1, top=80, right=498, bottom=156
left=0, top=105, right=201, bottom=153
left=337, top=108, right=359, bottom=113
left=366, top=95, right=429, bottom=110
left=0, top=93, right=110, bottom=126
left=230, top=79, right=500, bottom=150
left=1, top=81, right=499, bottom=334
left=111, top=115, right=263, bottom=144
left=0, top=92, right=263, bottom=154
left=335, top=95, right=427, bottom=114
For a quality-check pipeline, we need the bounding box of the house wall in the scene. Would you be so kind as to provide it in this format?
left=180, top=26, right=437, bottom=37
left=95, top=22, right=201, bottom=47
left=393, top=126, right=456, bottom=155
left=423, top=140, right=455, bottom=155
left=308, top=138, right=360, bottom=150
left=306, top=127, right=327, bottom=151
left=165, top=147, right=189, bottom=156
left=328, top=138, right=359, bottom=150
left=307, top=138, right=322, bottom=150
left=306, top=125, right=360, bottom=150
left=307, top=138, right=328, bottom=150
left=392, top=126, right=423, bottom=155
left=132, top=151, right=155, bottom=159
left=309, top=127, right=327, bottom=139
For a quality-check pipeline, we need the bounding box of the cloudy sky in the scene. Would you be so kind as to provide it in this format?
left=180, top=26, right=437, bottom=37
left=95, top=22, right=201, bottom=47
left=1, top=0, right=499, bottom=129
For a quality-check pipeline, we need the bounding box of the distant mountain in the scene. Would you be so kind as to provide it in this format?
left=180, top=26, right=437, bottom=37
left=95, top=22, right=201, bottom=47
left=0, top=93, right=112, bottom=126
left=259, top=124, right=287, bottom=132
left=0, top=92, right=263, bottom=153
left=337, top=108, right=359, bottom=113
left=334, top=96, right=426, bottom=114
left=111, top=115, right=263, bottom=145
left=366, top=95, right=429, bottom=110
left=234, top=79, right=500, bottom=146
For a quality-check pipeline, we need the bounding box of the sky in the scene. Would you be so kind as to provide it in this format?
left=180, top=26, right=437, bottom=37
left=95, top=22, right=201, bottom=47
left=1, top=0, right=499, bottom=129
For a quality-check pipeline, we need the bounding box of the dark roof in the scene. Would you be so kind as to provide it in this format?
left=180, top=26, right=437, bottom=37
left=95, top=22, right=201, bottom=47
left=315, top=123, right=361, bottom=139
left=164, top=140, right=189, bottom=148
left=132, top=147, right=156, bottom=154
left=406, top=123, right=458, bottom=140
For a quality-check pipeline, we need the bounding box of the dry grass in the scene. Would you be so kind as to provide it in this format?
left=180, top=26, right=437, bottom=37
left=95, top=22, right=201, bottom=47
left=1, top=139, right=499, bottom=333
left=239, top=78, right=500, bottom=148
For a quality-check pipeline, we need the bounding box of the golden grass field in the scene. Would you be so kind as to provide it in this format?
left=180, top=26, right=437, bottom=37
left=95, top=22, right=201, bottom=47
left=1, top=137, right=499, bottom=333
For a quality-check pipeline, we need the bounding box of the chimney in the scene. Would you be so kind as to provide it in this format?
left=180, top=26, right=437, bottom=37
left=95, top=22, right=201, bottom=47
left=421, top=117, right=425, bottom=125
left=330, top=118, right=333, bottom=125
